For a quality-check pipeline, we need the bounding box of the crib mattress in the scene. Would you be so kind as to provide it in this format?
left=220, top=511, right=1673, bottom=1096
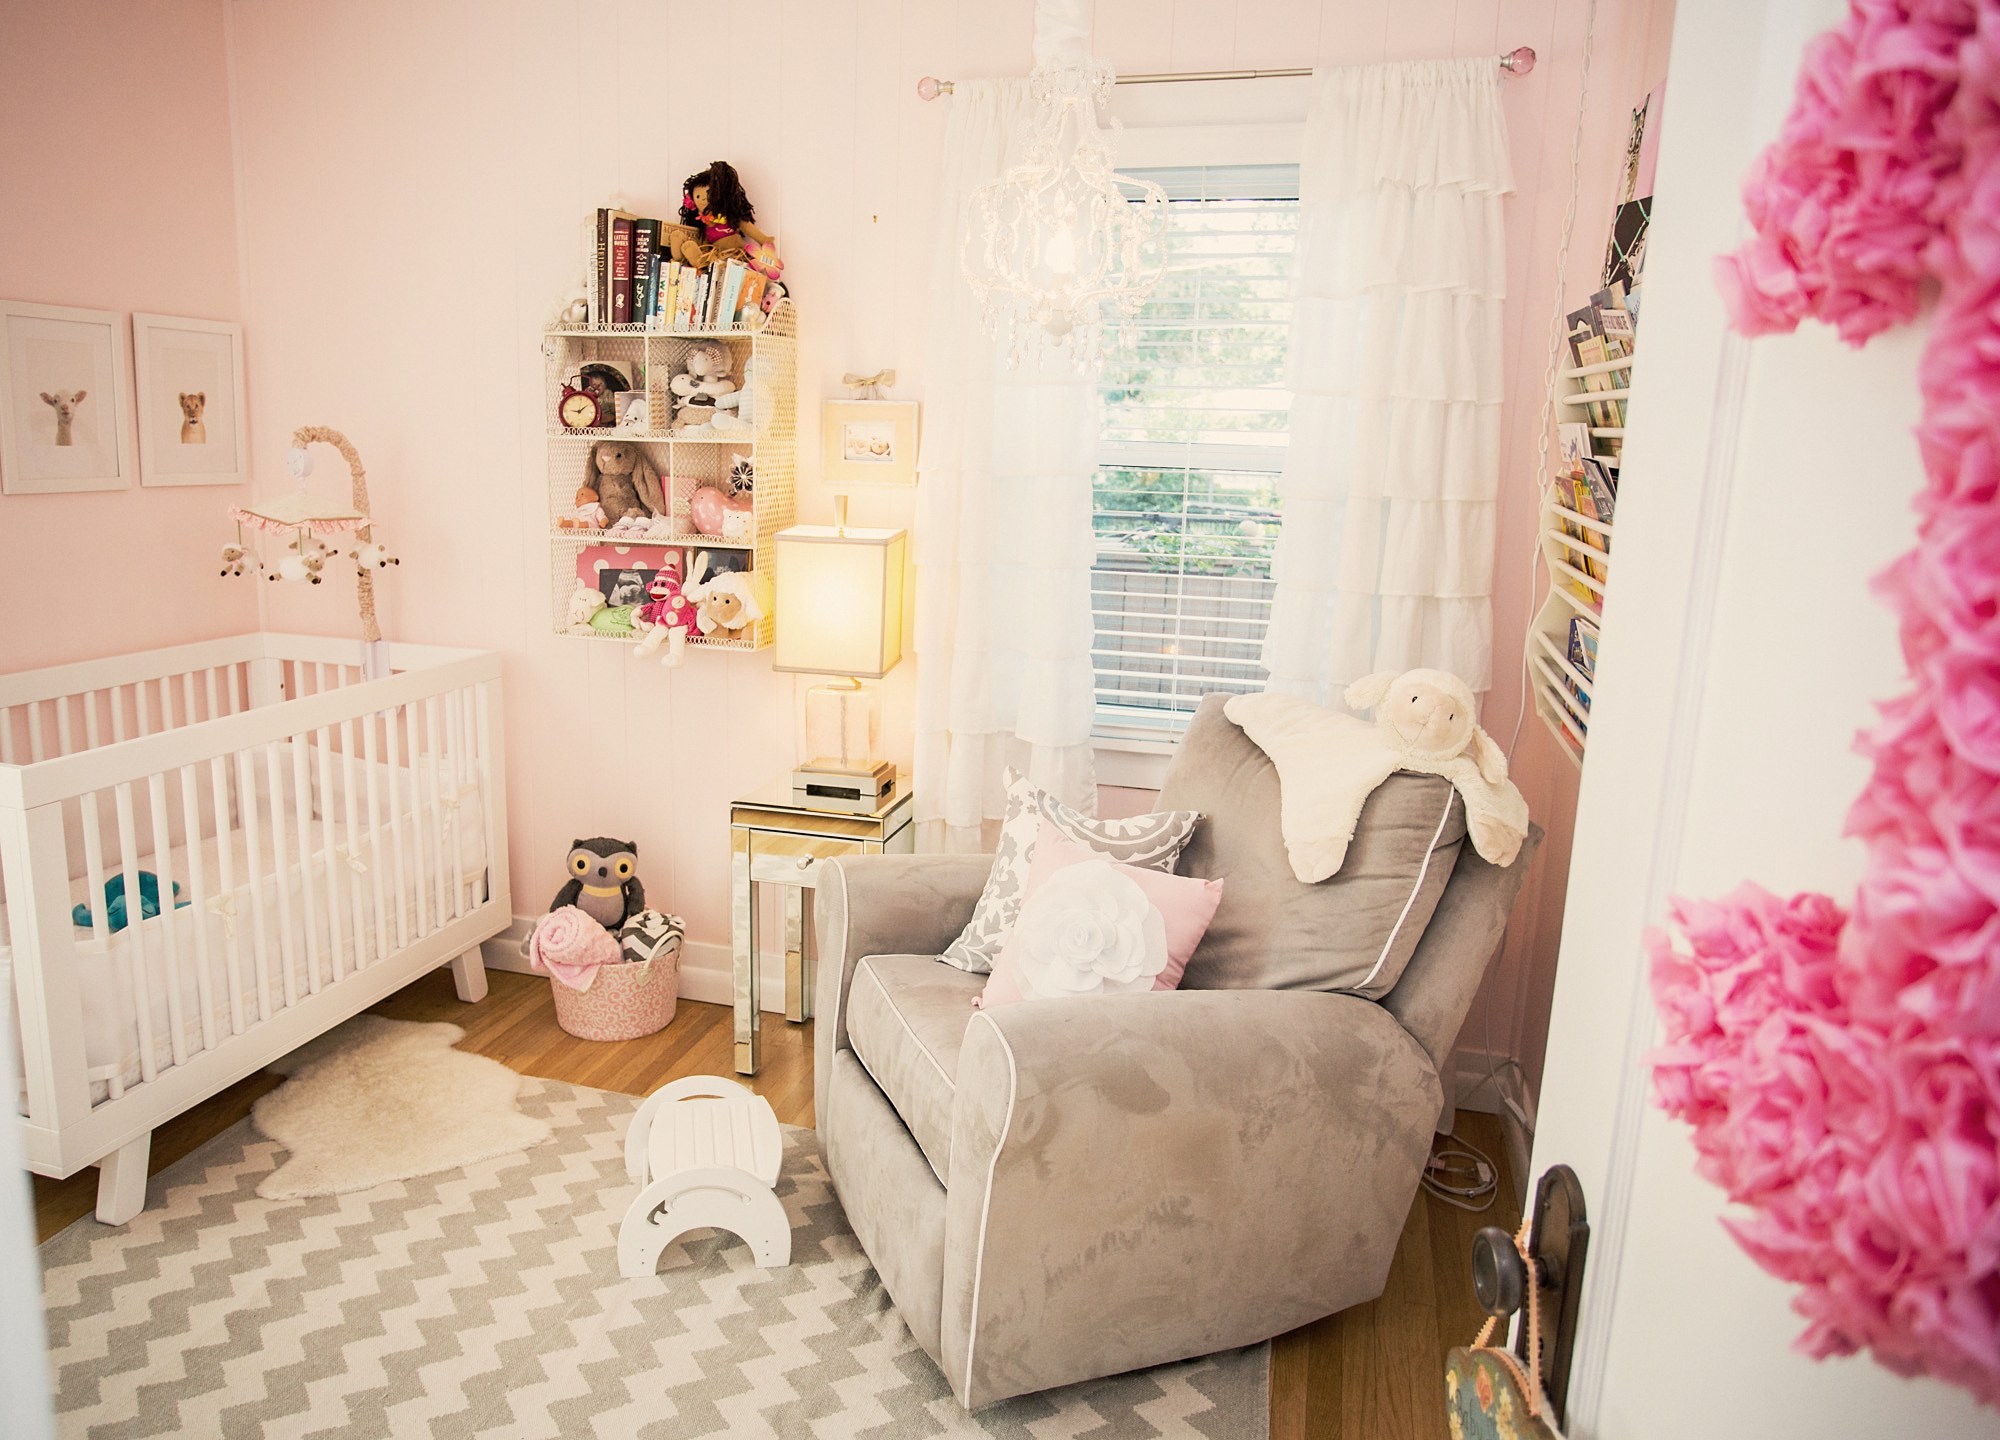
left=6, top=787, right=488, bottom=1102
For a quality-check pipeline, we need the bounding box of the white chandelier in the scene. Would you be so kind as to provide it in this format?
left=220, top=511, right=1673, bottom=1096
left=961, top=0, right=1167, bottom=366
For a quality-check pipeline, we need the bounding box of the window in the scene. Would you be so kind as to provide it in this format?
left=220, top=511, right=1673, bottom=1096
left=1093, top=163, right=1300, bottom=738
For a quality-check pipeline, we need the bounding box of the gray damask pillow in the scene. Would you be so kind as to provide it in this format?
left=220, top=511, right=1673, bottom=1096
left=937, top=769, right=1201, bottom=974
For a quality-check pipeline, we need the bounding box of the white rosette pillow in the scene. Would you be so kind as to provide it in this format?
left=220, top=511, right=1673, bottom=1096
left=1009, top=861, right=1169, bottom=998
left=979, top=819, right=1223, bottom=1008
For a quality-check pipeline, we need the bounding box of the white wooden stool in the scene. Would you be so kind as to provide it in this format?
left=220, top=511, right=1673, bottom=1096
left=619, top=1075, right=790, bottom=1276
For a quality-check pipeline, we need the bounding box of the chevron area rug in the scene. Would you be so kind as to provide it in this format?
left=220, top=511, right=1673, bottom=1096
left=40, top=1077, right=1268, bottom=1439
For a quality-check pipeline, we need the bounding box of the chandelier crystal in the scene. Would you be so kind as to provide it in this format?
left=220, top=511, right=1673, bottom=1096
left=961, top=0, right=1167, bottom=367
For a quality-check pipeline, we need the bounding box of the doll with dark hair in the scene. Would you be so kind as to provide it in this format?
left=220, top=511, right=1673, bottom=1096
left=662, top=160, right=775, bottom=271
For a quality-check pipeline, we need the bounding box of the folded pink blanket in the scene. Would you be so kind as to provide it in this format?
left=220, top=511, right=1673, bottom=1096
left=529, top=906, right=621, bottom=991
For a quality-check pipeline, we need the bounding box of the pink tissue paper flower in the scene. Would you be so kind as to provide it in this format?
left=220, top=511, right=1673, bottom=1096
left=1662, top=0, right=2000, bottom=1408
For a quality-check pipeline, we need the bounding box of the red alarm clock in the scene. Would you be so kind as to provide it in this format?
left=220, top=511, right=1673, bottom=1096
left=557, top=377, right=602, bottom=430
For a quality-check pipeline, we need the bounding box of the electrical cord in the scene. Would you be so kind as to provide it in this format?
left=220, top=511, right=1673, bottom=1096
left=1423, top=1142, right=1501, bottom=1212
left=1507, top=0, right=1602, bottom=763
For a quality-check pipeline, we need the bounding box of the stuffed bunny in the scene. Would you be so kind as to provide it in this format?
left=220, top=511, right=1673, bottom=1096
left=585, top=441, right=664, bottom=527
left=1223, top=669, right=1530, bottom=881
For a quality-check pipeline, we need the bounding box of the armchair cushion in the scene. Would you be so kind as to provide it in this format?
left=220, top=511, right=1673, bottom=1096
left=844, top=954, right=984, bottom=1183
left=1160, top=694, right=1467, bottom=997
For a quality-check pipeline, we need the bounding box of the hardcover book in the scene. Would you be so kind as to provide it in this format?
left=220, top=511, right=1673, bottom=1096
left=632, top=220, right=659, bottom=326
left=610, top=216, right=633, bottom=326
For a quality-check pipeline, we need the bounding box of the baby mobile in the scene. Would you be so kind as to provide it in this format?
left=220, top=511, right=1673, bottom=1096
left=219, top=425, right=401, bottom=653
left=1648, top=0, right=2000, bottom=1408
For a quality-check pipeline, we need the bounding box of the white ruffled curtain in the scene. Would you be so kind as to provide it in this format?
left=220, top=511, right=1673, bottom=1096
left=1261, top=59, right=1514, bottom=705
left=913, top=79, right=1102, bottom=849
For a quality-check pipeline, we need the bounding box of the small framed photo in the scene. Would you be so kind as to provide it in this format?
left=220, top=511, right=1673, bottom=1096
left=132, top=313, right=248, bottom=486
left=822, top=400, right=920, bottom=487
left=0, top=300, right=136, bottom=495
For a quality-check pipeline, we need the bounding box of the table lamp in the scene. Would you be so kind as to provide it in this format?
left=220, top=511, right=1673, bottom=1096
left=773, top=505, right=907, bottom=813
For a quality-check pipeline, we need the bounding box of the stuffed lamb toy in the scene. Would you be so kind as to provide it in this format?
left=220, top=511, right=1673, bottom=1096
left=1223, top=668, right=1529, bottom=883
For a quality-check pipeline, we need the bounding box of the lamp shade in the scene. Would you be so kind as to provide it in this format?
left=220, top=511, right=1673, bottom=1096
left=773, top=525, right=907, bottom=679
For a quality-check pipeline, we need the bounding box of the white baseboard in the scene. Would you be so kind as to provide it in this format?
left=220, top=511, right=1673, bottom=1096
left=479, top=916, right=791, bottom=1012
left=1447, top=1046, right=1535, bottom=1194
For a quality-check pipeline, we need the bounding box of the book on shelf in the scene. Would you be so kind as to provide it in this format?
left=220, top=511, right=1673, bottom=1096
left=610, top=216, right=634, bottom=325
left=588, top=208, right=604, bottom=326
left=632, top=220, right=659, bottom=325
left=1580, top=458, right=1618, bottom=524
left=712, top=259, right=746, bottom=329
left=1558, top=421, right=1593, bottom=476
left=738, top=272, right=767, bottom=323
left=1567, top=615, right=1600, bottom=682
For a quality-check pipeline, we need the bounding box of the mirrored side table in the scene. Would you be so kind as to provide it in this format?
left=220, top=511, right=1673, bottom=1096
left=728, top=774, right=914, bottom=1074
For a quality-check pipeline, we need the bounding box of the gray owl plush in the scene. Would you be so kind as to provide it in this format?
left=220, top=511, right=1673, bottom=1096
left=549, top=837, right=645, bottom=930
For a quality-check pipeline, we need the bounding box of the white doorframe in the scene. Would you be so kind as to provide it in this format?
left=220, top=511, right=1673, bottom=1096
left=1523, top=0, right=1806, bottom=1430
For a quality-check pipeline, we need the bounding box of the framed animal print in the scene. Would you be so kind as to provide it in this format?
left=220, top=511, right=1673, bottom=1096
left=0, top=300, right=136, bottom=495
left=132, top=313, right=248, bottom=487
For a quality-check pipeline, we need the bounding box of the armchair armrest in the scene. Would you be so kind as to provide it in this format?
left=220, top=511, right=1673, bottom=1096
left=813, top=853, right=992, bottom=1108
left=938, top=989, right=1441, bottom=1410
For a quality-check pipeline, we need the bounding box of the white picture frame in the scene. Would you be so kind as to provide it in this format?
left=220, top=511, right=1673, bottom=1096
left=821, top=400, right=920, bottom=488
left=131, top=313, right=248, bottom=487
left=0, top=300, right=136, bottom=495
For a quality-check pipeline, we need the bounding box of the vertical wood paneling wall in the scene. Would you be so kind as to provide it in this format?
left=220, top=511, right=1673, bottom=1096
left=225, top=0, right=1673, bottom=1102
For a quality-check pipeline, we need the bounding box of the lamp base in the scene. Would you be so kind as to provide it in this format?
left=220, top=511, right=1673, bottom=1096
left=791, top=759, right=896, bottom=814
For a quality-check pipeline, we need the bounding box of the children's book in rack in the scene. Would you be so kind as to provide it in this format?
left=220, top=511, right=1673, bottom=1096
left=1530, top=285, right=1633, bottom=767
left=542, top=301, right=796, bottom=654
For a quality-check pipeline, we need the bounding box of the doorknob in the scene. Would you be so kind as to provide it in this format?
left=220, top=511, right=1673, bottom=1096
left=1465, top=1164, right=1590, bottom=1428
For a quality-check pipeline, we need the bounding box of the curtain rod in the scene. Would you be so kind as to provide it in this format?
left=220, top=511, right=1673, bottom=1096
left=916, top=47, right=1536, bottom=100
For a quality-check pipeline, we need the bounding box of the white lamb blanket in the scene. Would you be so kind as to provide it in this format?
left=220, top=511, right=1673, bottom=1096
left=1224, top=677, right=1530, bottom=883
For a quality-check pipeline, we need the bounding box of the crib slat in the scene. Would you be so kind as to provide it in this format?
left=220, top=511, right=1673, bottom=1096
left=360, top=714, right=390, bottom=966
left=79, top=790, right=108, bottom=951
left=182, top=671, right=199, bottom=729
left=146, top=771, right=190, bottom=1068
left=262, top=742, right=300, bottom=1011
left=460, top=685, right=485, bottom=909
left=314, top=726, right=348, bottom=984
left=423, top=696, right=449, bottom=928
left=176, top=764, right=218, bottom=1055
left=111, top=686, right=129, bottom=744
left=112, top=783, right=159, bottom=1085
left=235, top=748, right=274, bottom=1024
left=339, top=719, right=371, bottom=972
left=204, top=668, right=220, bottom=728
left=402, top=701, right=433, bottom=940
left=55, top=697, right=74, bottom=759
left=27, top=702, right=45, bottom=762
left=210, top=754, right=246, bottom=1036
left=135, top=682, right=152, bottom=738
left=316, top=662, right=331, bottom=698
left=384, top=703, right=414, bottom=949
left=225, top=665, right=244, bottom=716
left=292, top=734, right=326, bottom=996
left=446, top=688, right=468, bottom=924
left=83, top=692, right=102, bottom=752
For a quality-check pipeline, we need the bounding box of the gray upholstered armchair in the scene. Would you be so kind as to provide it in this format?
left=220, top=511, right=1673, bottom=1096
left=814, top=695, right=1540, bottom=1409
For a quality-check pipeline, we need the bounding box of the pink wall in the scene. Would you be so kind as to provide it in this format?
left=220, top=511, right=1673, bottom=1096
left=0, top=0, right=258, bottom=672
left=210, top=0, right=1668, bottom=1090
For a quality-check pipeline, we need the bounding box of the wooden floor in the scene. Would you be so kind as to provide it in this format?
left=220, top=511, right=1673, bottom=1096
left=31, top=967, right=1517, bottom=1439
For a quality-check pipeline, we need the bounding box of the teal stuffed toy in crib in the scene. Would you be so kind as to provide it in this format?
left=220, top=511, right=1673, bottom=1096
left=72, top=872, right=190, bottom=934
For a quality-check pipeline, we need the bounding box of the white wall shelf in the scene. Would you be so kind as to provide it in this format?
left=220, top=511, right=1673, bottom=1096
left=541, top=304, right=797, bottom=653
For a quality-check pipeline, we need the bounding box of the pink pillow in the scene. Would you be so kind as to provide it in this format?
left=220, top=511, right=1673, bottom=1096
left=979, top=821, right=1224, bottom=1008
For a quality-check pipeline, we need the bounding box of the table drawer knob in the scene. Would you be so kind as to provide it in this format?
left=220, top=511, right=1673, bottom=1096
left=796, top=855, right=816, bottom=870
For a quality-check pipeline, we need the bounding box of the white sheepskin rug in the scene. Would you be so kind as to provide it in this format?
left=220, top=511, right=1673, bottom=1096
left=251, top=1015, right=552, bottom=1200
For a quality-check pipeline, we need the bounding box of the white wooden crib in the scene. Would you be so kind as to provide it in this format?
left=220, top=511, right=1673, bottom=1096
left=0, top=634, right=510, bottom=1223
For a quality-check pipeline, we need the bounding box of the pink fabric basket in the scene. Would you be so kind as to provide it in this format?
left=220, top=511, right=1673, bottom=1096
left=549, top=944, right=681, bottom=1042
